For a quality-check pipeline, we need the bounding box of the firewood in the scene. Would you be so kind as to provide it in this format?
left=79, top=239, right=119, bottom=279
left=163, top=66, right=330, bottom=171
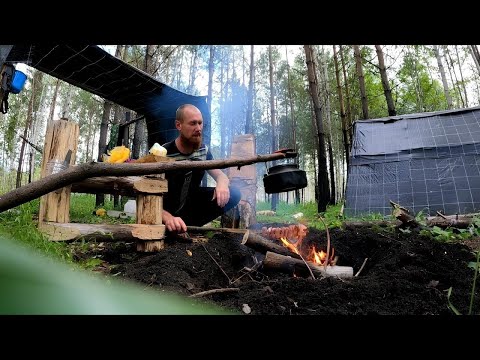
left=260, top=224, right=308, bottom=243
left=241, top=231, right=301, bottom=259
left=262, top=251, right=353, bottom=279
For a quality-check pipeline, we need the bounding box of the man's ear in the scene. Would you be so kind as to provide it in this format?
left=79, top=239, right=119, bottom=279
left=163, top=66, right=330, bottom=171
left=175, top=120, right=181, bottom=130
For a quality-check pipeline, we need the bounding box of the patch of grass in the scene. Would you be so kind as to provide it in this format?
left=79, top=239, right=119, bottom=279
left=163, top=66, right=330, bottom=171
left=70, top=194, right=135, bottom=224
left=256, top=201, right=344, bottom=230
left=0, top=200, right=72, bottom=263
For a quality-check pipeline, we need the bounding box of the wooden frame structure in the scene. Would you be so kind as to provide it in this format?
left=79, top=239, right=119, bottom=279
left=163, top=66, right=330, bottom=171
left=37, top=119, right=168, bottom=252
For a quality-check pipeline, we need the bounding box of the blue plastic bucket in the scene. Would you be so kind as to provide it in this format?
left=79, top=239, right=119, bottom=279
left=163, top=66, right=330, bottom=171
left=11, top=70, right=27, bottom=94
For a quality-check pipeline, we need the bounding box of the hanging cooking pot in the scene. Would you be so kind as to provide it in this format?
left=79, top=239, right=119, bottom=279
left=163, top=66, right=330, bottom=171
left=263, top=161, right=308, bottom=194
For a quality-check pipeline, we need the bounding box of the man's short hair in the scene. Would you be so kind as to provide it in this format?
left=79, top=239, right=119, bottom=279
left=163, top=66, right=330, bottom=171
left=176, top=104, right=200, bottom=122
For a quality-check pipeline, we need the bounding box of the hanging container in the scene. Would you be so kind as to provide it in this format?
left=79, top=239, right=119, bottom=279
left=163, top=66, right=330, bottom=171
left=263, top=162, right=308, bottom=194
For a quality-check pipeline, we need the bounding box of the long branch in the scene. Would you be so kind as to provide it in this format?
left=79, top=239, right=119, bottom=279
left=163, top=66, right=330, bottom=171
left=0, top=152, right=288, bottom=213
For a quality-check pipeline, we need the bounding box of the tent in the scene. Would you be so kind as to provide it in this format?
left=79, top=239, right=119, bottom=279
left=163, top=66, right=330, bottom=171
left=344, top=106, right=480, bottom=217
left=1, top=45, right=210, bottom=147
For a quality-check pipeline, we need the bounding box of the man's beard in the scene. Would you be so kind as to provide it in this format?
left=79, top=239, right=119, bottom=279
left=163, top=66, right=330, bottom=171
left=183, top=133, right=202, bottom=150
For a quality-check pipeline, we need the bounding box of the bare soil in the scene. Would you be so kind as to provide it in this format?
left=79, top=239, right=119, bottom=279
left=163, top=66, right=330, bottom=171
left=74, top=224, right=480, bottom=315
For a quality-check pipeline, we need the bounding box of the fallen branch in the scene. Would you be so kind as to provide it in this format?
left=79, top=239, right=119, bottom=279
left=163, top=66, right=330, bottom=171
left=344, top=217, right=473, bottom=230
left=0, top=152, right=289, bottom=213
left=189, top=287, right=240, bottom=298
left=342, top=220, right=401, bottom=229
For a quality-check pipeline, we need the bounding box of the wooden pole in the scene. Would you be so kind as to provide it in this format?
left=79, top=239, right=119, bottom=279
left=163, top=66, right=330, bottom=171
left=38, top=119, right=79, bottom=224
left=0, top=151, right=291, bottom=213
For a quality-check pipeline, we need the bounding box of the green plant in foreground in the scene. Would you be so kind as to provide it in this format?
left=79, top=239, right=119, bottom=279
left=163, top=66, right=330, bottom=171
left=447, top=250, right=480, bottom=315
left=0, top=233, right=231, bottom=315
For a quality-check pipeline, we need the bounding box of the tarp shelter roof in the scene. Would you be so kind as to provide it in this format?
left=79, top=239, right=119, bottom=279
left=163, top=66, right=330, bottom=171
left=3, top=45, right=210, bottom=146
left=344, top=106, right=480, bottom=217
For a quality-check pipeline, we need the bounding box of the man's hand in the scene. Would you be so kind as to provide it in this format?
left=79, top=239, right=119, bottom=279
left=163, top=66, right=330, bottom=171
left=208, top=169, right=230, bottom=208
left=212, top=185, right=230, bottom=208
left=162, top=210, right=187, bottom=233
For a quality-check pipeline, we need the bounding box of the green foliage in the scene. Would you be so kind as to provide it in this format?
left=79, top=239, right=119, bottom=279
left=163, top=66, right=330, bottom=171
left=447, top=250, right=480, bottom=315
left=256, top=201, right=343, bottom=230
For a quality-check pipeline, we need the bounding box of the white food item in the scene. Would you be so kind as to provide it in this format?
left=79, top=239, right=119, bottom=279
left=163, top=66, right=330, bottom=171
left=149, top=143, right=167, bottom=157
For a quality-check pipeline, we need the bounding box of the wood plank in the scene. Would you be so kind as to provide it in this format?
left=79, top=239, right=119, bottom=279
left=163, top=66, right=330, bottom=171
left=40, top=222, right=165, bottom=242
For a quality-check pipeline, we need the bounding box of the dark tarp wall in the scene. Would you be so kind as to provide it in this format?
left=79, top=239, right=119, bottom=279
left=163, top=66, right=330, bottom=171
left=344, top=106, right=480, bottom=217
left=145, top=86, right=210, bottom=148
left=1, top=44, right=210, bottom=149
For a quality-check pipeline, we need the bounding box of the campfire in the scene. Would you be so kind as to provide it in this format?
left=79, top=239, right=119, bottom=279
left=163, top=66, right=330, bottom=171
left=241, top=224, right=353, bottom=279
left=278, top=237, right=338, bottom=266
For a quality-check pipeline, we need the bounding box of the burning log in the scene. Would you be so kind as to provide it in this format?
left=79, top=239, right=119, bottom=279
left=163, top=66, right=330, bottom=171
left=241, top=231, right=301, bottom=259
left=261, top=224, right=308, bottom=243
left=263, top=251, right=354, bottom=279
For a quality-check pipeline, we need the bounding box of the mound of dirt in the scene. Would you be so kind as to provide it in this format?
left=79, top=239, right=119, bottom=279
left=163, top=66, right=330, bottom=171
left=79, top=225, right=479, bottom=315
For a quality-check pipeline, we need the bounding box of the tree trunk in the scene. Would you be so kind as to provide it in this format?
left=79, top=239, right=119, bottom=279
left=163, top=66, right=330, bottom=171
left=433, top=45, right=453, bottom=109
left=340, top=45, right=353, bottom=148
left=375, top=45, right=396, bottom=116
left=48, top=78, right=60, bottom=126
left=304, top=45, right=329, bottom=212
left=16, top=70, right=44, bottom=188
left=245, top=45, right=254, bottom=134
left=333, top=45, right=349, bottom=168
left=353, top=45, right=369, bottom=119
left=132, top=45, right=154, bottom=159
left=455, top=45, right=469, bottom=107
left=444, top=45, right=465, bottom=108
left=96, top=100, right=112, bottom=207
left=318, top=48, right=335, bottom=204
left=268, top=46, right=279, bottom=212
left=469, top=45, right=480, bottom=74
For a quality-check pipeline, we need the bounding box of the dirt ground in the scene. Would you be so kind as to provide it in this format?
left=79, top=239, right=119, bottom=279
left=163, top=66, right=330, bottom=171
left=74, top=224, right=480, bottom=315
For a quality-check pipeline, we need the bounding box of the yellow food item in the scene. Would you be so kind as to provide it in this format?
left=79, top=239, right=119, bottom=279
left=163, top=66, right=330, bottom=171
left=103, top=146, right=130, bottom=163
left=149, top=143, right=167, bottom=157
left=95, top=208, right=106, bottom=217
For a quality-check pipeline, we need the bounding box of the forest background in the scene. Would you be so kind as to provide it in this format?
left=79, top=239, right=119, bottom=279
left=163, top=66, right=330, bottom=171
left=2, top=44, right=480, bottom=212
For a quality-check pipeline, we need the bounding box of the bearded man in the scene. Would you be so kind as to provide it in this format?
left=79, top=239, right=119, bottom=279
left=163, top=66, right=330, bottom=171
left=161, top=104, right=241, bottom=233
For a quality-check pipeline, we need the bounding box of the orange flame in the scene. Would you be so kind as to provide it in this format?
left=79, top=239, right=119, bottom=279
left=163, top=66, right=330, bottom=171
left=280, top=238, right=336, bottom=266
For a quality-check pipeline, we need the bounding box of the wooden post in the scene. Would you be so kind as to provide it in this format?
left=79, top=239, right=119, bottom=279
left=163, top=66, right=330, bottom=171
left=136, top=174, right=166, bottom=252
left=38, top=119, right=79, bottom=225
left=222, top=134, right=257, bottom=228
